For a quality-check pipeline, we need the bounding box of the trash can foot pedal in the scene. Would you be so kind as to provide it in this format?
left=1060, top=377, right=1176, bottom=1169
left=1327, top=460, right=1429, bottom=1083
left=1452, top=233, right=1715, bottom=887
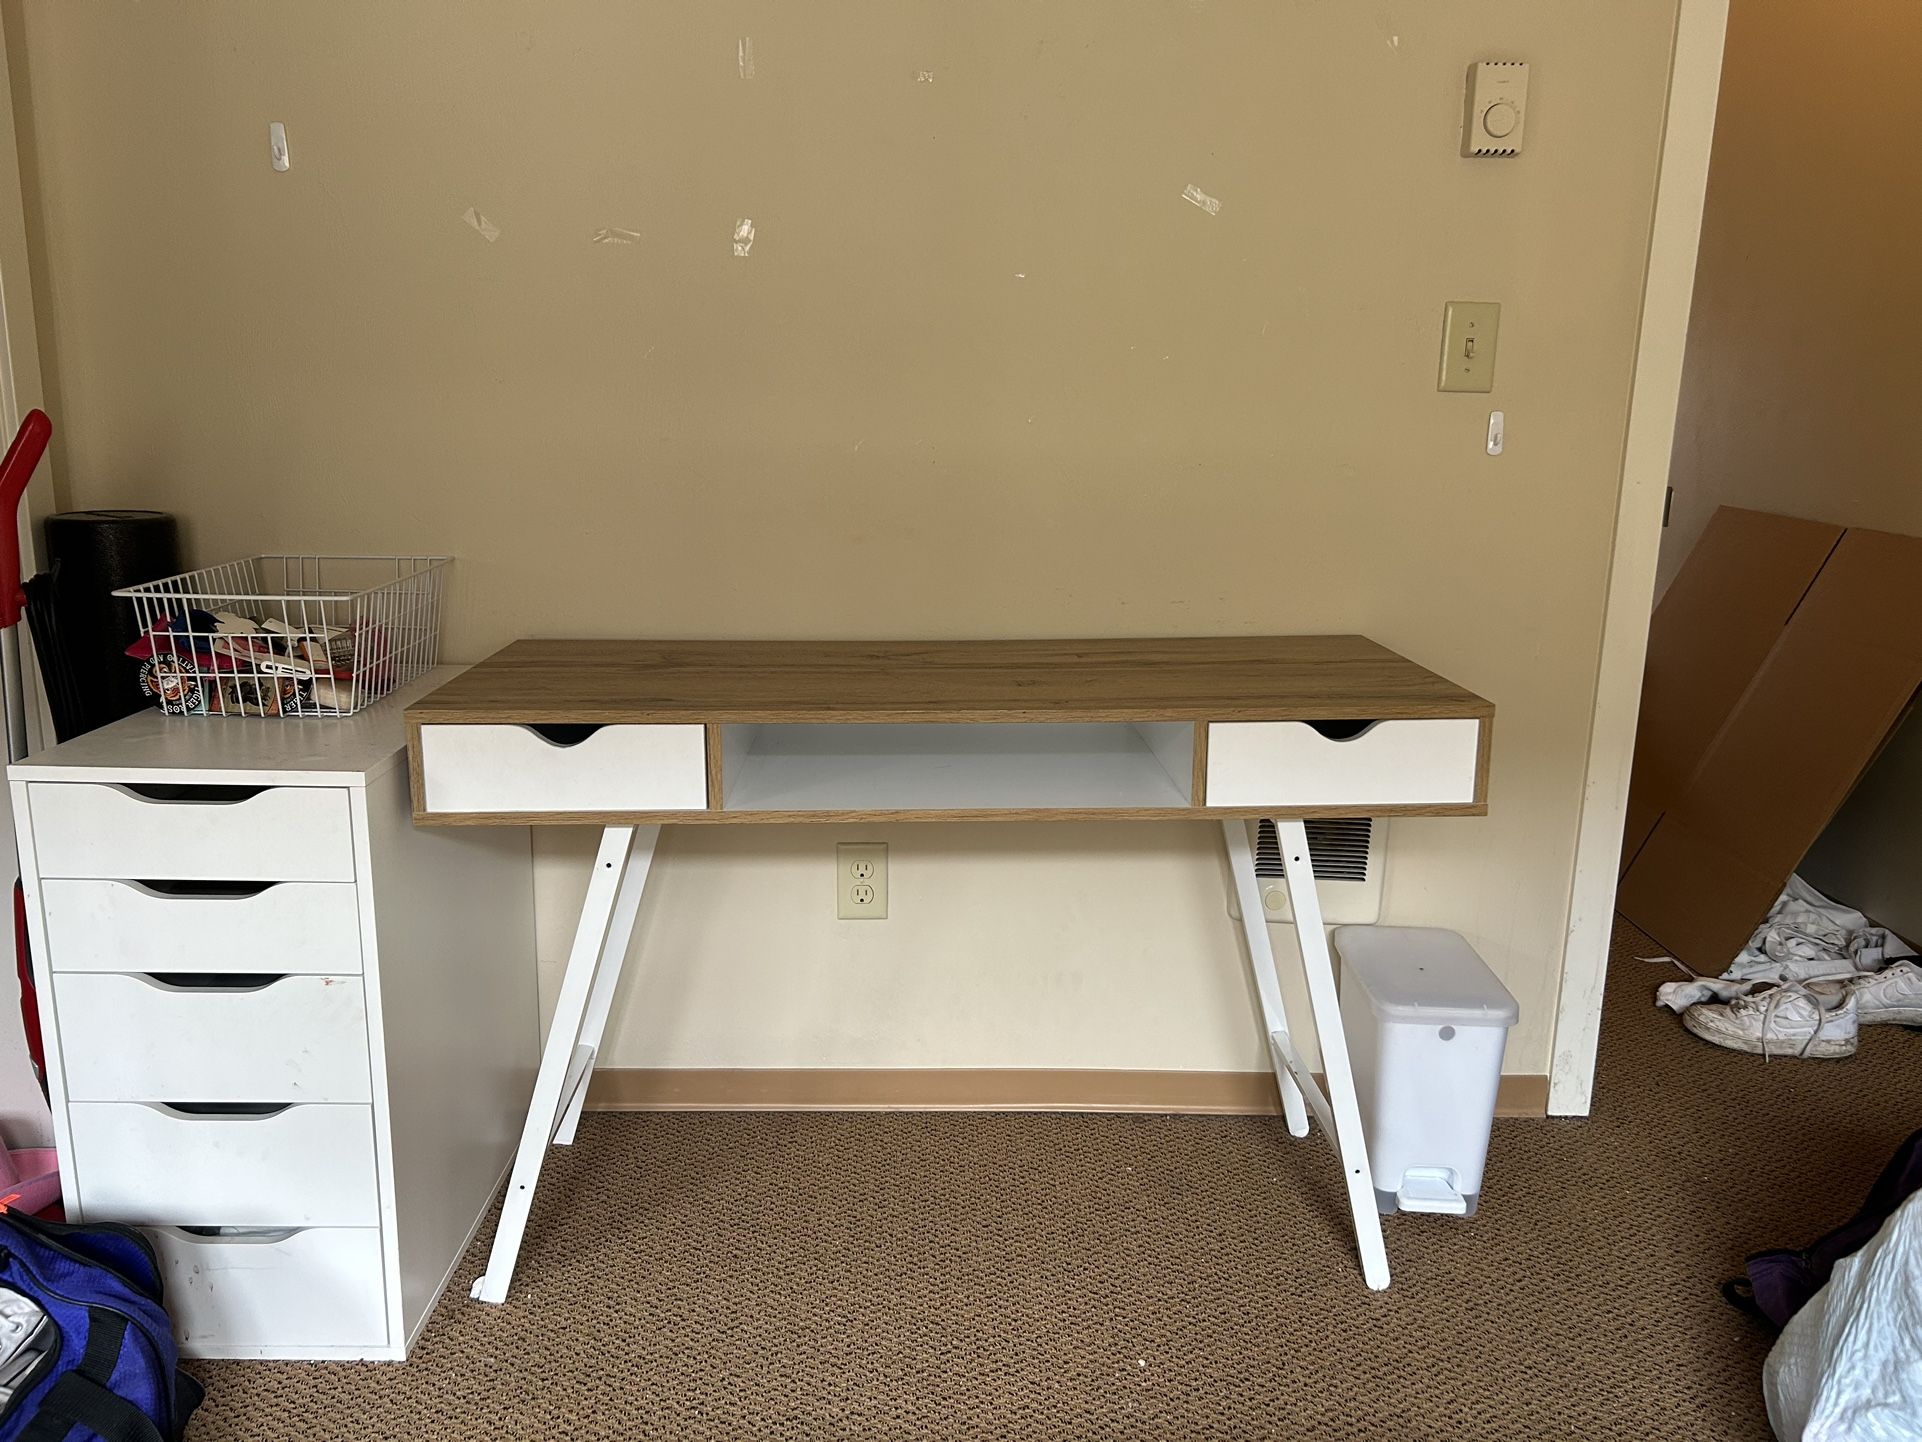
left=1393, top=1168, right=1469, bottom=1216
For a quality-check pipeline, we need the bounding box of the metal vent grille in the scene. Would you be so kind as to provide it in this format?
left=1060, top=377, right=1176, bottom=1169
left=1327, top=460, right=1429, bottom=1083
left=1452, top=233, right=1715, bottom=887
left=1254, top=818, right=1373, bottom=884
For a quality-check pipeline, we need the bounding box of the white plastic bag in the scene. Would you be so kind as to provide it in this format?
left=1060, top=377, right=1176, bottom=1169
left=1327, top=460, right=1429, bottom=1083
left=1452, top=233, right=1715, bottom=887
left=1764, top=1189, right=1922, bottom=1440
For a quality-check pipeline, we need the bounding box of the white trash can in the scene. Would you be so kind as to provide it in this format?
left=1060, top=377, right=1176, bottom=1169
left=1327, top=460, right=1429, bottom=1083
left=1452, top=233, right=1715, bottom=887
left=1332, top=925, right=1518, bottom=1218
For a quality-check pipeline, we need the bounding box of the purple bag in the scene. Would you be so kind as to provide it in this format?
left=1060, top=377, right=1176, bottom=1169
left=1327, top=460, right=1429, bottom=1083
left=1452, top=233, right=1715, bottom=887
left=1724, top=1126, right=1922, bottom=1330
left=0, top=1209, right=202, bottom=1441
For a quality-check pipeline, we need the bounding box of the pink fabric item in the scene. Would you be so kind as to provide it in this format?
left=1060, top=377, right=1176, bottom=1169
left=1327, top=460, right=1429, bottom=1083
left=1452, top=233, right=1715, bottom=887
left=0, top=1146, right=60, bottom=1216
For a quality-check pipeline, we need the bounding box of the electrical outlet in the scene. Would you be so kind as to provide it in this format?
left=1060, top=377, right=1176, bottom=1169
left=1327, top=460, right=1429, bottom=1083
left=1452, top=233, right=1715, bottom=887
left=836, top=842, right=888, bottom=920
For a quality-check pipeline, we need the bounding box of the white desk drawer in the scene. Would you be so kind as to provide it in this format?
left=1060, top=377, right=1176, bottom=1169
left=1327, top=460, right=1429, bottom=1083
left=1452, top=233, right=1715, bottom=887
left=56, top=973, right=370, bottom=1104
left=1205, top=719, right=1483, bottom=808
left=40, top=879, right=362, bottom=975
left=70, top=1102, right=379, bottom=1227
left=417, top=723, right=708, bottom=814
left=27, top=783, right=355, bottom=882
left=149, top=1226, right=387, bottom=1353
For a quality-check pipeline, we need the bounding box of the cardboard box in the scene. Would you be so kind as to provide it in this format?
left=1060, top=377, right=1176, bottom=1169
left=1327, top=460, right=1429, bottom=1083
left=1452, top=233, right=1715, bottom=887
left=1618, top=508, right=1922, bottom=972
left=1620, top=508, right=1840, bottom=868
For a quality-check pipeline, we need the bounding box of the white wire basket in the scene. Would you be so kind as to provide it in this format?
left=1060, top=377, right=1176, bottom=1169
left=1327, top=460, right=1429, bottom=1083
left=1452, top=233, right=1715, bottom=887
left=114, top=555, right=449, bottom=718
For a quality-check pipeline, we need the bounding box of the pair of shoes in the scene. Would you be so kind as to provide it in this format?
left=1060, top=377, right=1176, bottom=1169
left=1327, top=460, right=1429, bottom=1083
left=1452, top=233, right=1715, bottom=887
left=1680, top=960, right=1922, bottom=1060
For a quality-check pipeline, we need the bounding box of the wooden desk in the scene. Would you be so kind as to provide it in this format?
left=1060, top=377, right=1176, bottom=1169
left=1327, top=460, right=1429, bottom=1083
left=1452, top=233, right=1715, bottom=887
left=407, top=637, right=1494, bottom=1300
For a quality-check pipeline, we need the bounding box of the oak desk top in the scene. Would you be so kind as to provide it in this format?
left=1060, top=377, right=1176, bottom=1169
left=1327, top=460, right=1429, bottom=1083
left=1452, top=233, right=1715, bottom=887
left=406, top=636, right=1493, bottom=727
left=406, top=638, right=1493, bottom=826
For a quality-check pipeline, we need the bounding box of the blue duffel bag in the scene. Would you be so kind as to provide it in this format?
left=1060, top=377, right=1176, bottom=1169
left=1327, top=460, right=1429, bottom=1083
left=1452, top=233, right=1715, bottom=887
left=0, top=1208, right=202, bottom=1441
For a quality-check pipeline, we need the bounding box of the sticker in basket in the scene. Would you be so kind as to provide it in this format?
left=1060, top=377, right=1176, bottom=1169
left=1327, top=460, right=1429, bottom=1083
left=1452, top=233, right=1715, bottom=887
left=216, top=674, right=306, bottom=717
left=138, top=657, right=207, bottom=715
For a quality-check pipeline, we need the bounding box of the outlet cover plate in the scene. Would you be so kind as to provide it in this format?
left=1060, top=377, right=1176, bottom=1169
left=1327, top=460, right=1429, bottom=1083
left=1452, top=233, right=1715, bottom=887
left=836, top=842, right=889, bottom=920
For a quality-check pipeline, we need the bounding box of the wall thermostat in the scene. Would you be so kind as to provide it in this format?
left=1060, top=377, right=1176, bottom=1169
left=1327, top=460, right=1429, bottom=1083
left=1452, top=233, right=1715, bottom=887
left=1462, top=61, right=1529, bottom=157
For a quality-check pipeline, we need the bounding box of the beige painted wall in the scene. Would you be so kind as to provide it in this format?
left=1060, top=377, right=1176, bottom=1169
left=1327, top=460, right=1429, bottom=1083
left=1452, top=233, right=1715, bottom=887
left=7, top=2, right=1683, bottom=1080
left=1659, top=0, right=1922, bottom=595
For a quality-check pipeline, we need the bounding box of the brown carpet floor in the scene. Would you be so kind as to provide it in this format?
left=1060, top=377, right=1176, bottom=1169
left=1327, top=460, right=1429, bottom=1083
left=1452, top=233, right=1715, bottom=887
left=186, top=917, right=1922, bottom=1440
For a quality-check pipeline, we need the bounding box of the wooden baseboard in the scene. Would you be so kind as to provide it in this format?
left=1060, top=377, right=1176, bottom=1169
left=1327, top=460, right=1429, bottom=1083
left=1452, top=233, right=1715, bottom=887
left=585, top=1068, right=1550, bottom=1118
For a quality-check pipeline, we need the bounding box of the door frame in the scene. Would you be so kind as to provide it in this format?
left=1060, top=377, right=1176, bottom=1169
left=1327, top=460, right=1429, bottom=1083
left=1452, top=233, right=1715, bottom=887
left=1548, top=0, right=1729, bottom=1115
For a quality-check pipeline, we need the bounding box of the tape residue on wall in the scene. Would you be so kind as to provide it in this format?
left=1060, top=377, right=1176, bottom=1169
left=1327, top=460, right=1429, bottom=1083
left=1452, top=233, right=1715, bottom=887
left=733, top=219, right=756, bottom=257
left=738, top=37, right=755, bottom=79
left=591, top=227, right=641, bottom=245
left=462, top=207, right=501, bottom=242
left=1181, top=184, right=1222, bottom=216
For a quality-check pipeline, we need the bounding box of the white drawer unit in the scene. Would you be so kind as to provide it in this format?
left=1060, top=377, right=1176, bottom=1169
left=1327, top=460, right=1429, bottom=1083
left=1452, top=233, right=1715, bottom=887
left=26, top=782, right=356, bottom=882
left=55, top=973, right=371, bottom=1104
left=416, top=722, right=708, bottom=815
left=69, top=1101, right=381, bottom=1228
left=149, top=1227, right=388, bottom=1352
left=9, top=668, right=538, bottom=1360
left=1205, top=718, right=1484, bottom=809
left=39, top=878, right=363, bottom=975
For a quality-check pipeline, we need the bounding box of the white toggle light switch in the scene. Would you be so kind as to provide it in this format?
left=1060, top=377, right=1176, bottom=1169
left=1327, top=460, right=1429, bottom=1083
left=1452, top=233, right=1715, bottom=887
left=268, top=122, right=290, bottom=172
left=1438, top=301, right=1501, bottom=393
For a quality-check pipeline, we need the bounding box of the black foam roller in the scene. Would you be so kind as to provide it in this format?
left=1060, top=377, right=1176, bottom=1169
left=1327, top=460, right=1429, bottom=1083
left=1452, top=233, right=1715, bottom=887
left=42, top=509, right=180, bottom=735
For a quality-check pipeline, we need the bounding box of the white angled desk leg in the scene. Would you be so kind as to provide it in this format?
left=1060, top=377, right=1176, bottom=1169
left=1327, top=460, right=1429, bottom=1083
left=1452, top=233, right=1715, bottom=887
left=1274, top=818, right=1391, bottom=1292
left=1222, top=821, right=1311, bottom=1138
left=472, top=825, right=647, bottom=1305
left=554, top=825, right=658, bottom=1146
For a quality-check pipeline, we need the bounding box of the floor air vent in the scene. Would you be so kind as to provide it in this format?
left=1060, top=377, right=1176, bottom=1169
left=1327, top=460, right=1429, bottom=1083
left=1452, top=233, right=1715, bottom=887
left=1236, top=817, right=1385, bottom=926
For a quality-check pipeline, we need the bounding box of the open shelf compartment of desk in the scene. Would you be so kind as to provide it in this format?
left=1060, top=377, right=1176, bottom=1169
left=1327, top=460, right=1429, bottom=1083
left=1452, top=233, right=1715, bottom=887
left=717, top=722, right=1197, bottom=815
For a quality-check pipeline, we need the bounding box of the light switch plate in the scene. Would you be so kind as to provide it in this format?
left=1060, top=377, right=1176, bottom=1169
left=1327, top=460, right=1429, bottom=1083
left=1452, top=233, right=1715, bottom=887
left=1439, top=301, right=1500, bottom=393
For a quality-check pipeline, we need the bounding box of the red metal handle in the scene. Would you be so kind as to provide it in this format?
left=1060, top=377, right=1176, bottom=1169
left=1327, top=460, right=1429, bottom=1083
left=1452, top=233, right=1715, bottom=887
left=0, top=409, right=51, bottom=628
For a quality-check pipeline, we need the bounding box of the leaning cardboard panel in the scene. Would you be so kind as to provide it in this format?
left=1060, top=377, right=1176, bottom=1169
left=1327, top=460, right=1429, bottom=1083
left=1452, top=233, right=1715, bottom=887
left=1619, top=525, right=1922, bottom=972
left=1620, top=507, right=1841, bottom=873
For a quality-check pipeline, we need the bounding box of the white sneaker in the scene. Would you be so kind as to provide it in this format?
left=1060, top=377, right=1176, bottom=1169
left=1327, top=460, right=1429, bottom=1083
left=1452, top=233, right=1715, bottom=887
left=1681, top=980, right=1859, bottom=1060
left=1851, top=959, right=1922, bottom=1027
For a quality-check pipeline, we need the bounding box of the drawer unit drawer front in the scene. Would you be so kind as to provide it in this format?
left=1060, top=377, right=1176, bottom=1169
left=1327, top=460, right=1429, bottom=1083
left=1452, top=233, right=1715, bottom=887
left=418, top=723, right=708, bottom=814
left=1206, top=719, right=1484, bottom=808
left=41, top=880, right=362, bottom=975
left=56, top=974, right=371, bottom=1104
left=69, top=1102, right=379, bottom=1227
left=148, top=1226, right=387, bottom=1353
left=27, top=783, right=355, bottom=882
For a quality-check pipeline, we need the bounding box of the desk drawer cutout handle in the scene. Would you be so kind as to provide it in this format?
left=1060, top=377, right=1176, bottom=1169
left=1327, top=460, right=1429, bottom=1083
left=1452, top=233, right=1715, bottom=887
left=522, top=724, right=604, bottom=748
left=122, top=880, right=278, bottom=901
left=165, top=1225, right=304, bottom=1245
left=146, top=1102, right=294, bottom=1121
left=1304, top=720, right=1383, bottom=742
left=116, top=783, right=274, bottom=806
left=135, top=972, right=290, bottom=994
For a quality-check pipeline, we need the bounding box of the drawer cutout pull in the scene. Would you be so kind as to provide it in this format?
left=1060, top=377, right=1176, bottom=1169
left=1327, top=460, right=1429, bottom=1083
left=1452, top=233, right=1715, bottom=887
left=128, top=879, right=277, bottom=899
left=139, top=972, right=288, bottom=993
left=170, top=1225, right=303, bottom=1244
left=118, top=783, right=273, bottom=805
left=524, top=724, right=603, bottom=748
left=1304, top=719, right=1383, bottom=742
left=150, top=1101, right=293, bottom=1120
